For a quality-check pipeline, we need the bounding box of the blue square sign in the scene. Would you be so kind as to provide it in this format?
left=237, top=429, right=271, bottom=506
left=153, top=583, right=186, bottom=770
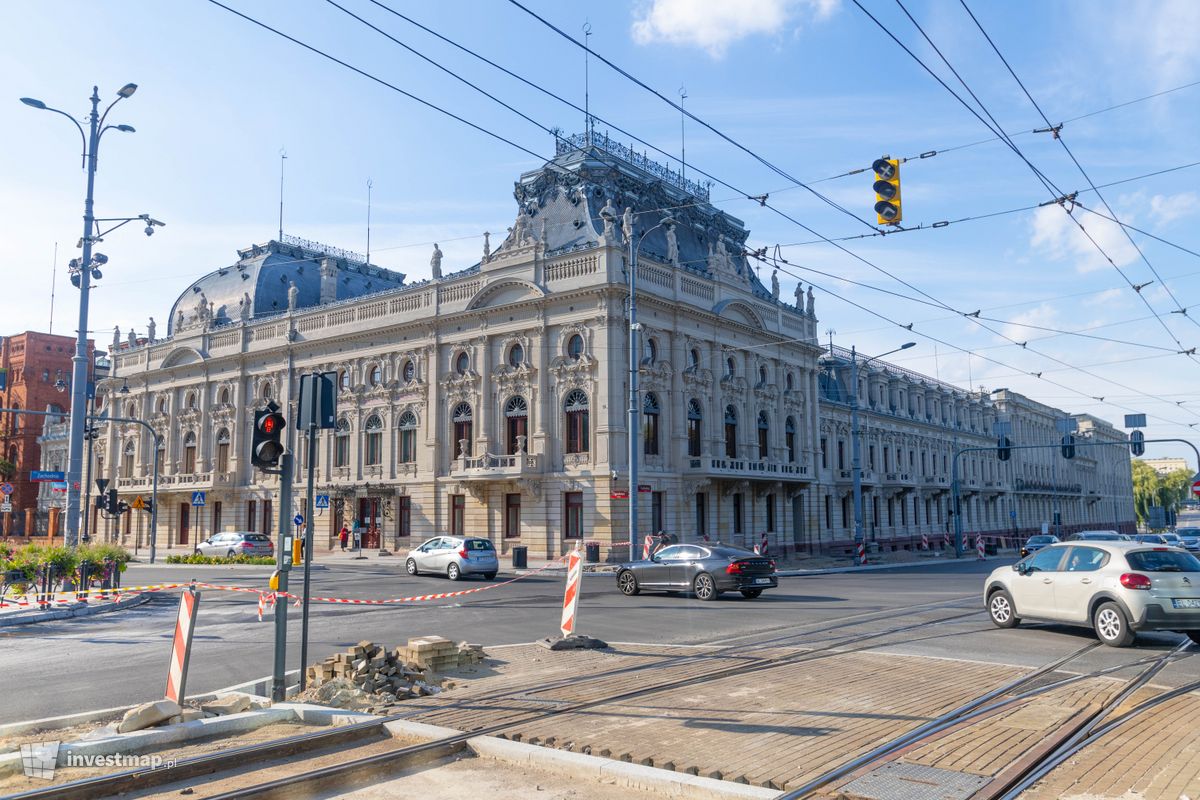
left=191, top=491, right=206, bottom=507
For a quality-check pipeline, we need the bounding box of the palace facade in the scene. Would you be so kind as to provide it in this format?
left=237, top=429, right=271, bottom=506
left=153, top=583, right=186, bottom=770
left=84, top=134, right=1135, bottom=558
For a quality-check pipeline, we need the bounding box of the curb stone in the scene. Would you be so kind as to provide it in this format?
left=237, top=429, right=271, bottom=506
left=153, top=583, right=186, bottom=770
left=0, top=592, right=150, bottom=628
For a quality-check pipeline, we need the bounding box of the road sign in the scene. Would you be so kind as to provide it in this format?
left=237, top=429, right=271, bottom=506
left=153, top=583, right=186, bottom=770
left=95, top=478, right=109, bottom=494
left=30, top=470, right=64, bottom=482
left=637, top=484, right=652, bottom=493
left=0, top=503, right=11, bottom=513
left=294, top=514, right=304, bottom=526
left=1010, top=510, right=1017, bottom=519
left=1124, top=413, right=1147, bottom=428
left=191, top=491, right=206, bottom=507
left=0, top=483, right=12, bottom=495
left=130, top=495, right=146, bottom=510
left=314, top=495, right=330, bottom=509
left=610, top=490, right=629, bottom=499
left=51, top=482, right=68, bottom=493
left=1192, top=480, right=1200, bottom=498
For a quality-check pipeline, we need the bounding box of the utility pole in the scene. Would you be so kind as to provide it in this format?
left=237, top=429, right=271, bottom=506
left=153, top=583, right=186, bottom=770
left=271, top=453, right=293, bottom=702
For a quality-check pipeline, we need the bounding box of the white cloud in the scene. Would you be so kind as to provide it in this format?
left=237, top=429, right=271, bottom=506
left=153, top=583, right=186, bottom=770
left=1029, top=204, right=1139, bottom=275
left=630, top=0, right=837, bottom=58
left=1148, top=191, right=1200, bottom=227
left=1000, top=303, right=1059, bottom=344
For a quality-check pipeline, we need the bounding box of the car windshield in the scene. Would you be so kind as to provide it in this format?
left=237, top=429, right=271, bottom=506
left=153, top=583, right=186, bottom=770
left=1160, top=534, right=1180, bottom=541
left=1126, top=550, right=1200, bottom=572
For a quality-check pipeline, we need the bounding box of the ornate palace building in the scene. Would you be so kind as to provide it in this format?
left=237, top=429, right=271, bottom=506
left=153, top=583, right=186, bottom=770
left=84, top=133, right=1135, bottom=558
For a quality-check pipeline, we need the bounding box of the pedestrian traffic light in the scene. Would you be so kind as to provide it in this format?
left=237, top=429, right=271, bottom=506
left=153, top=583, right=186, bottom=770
left=1061, top=434, right=1076, bottom=460
left=104, top=488, right=119, bottom=515
left=872, top=157, right=902, bottom=225
left=1130, top=429, right=1145, bottom=457
left=997, top=436, right=1011, bottom=462
left=252, top=403, right=287, bottom=470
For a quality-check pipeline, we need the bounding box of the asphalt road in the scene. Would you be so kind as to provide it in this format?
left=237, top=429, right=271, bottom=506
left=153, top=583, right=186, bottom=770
left=1, top=557, right=1197, bottom=723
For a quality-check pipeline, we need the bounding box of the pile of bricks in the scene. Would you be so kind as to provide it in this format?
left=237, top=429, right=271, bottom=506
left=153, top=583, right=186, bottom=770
left=306, top=637, right=485, bottom=706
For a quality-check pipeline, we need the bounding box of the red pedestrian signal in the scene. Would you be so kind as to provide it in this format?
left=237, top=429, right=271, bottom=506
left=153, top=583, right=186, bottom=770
left=252, top=404, right=287, bottom=470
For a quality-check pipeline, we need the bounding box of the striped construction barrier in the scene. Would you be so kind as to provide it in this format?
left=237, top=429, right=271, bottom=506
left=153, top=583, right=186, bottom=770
left=642, top=535, right=653, bottom=560
left=560, top=545, right=583, bottom=637
left=856, top=541, right=867, bottom=566
left=943, top=532, right=951, bottom=550
left=921, top=533, right=929, bottom=551
left=165, top=587, right=200, bottom=704
left=976, top=535, right=986, bottom=560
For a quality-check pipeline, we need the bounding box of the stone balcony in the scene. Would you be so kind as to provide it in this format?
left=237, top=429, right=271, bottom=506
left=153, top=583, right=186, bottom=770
left=686, top=456, right=810, bottom=481
left=451, top=452, right=541, bottom=481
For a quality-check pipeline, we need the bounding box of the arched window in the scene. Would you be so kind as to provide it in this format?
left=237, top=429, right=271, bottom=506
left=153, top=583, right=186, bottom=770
left=364, top=415, right=383, bottom=466
left=122, top=440, right=136, bottom=479
left=216, top=429, right=231, bottom=473
left=786, top=373, right=794, bottom=391
left=156, top=397, right=167, bottom=416
left=758, top=411, right=770, bottom=460
left=339, top=370, right=351, bottom=391
left=334, top=419, right=350, bottom=467
left=785, top=417, right=797, bottom=463
left=504, top=396, right=528, bottom=455
left=726, top=357, right=736, bottom=378
left=369, top=365, right=382, bottom=387
left=186, top=392, right=197, bottom=410
left=645, top=338, right=658, bottom=365
left=687, top=399, right=703, bottom=458
left=689, top=348, right=700, bottom=369
left=402, top=360, right=415, bottom=382
left=758, top=366, right=767, bottom=386
left=126, top=401, right=136, bottom=419
left=454, top=352, right=469, bottom=375
left=724, top=406, right=738, bottom=459
left=567, top=334, right=584, bottom=361
left=643, top=393, right=660, bottom=456
left=564, top=390, right=589, bottom=454
left=452, top=402, right=473, bottom=456
left=183, top=431, right=197, bottom=474
left=219, top=387, right=230, bottom=405
left=155, top=436, right=165, bottom=474
left=261, top=383, right=272, bottom=401
left=508, top=343, right=524, bottom=367
left=398, top=411, right=418, bottom=464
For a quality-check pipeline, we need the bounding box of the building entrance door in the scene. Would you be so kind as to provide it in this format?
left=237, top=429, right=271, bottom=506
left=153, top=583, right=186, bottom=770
left=179, top=503, right=190, bottom=546
left=359, top=497, right=381, bottom=549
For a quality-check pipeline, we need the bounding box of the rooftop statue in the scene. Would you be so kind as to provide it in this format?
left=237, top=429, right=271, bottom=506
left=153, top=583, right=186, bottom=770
left=430, top=243, right=443, bottom=279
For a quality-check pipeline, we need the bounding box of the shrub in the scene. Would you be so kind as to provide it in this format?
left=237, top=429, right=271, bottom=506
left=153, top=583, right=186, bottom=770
left=164, top=553, right=276, bottom=565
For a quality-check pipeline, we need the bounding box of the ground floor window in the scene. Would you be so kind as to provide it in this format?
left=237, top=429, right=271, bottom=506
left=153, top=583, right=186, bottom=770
left=765, top=494, right=775, bottom=532
left=450, top=494, right=464, bottom=537
left=695, top=493, right=707, bottom=537
left=247, top=500, right=257, bottom=532
left=652, top=491, right=664, bottom=534
left=262, top=499, right=272, bottom=536
left=824, top=495, right=832, bottom=529
left=505, top=493, right=521, bottom=538
left=733, top=493, right=743, bottom=535
left=213, top=501, right=222, bottom=533
left=564, top=492, right=583, bottom=538
left=398, top=496, right=411, bottom=538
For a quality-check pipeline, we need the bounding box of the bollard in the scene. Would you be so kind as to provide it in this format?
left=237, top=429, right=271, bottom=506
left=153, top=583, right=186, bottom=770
left=292, top=538, right=302, bottom=567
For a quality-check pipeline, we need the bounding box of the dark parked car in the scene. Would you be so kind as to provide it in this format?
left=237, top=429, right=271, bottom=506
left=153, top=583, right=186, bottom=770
left=1020, top=534, right=1059, bottom=558
left=615, top=544, right=777, bottom=601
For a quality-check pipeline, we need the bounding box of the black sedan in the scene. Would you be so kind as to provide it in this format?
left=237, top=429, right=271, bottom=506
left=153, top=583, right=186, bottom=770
left=1019, top=534, right=1059, bottom=558
left=615, top=544, right=778, bottom=601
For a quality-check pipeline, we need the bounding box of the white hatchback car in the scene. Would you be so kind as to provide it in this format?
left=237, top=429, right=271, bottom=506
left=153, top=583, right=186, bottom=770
left=985, top=542, right=1200, bottom=647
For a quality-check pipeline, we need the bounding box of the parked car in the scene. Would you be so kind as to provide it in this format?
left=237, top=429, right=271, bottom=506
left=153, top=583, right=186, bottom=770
left=984, top=542, right=1200, bottom=647
left=1135, top=534, right=1169, bottom=545
left=405, top=536, right=498, bottom=581
left=1020, top=534, right=1059, bottom=558
left=194, top=531, right=274, bottom=558
left=1071, top=530, right=1124, bottom=542
left=1175, top=527, right=1200, bottom=552
left=1160, top=533, right=1184, bottom=547
left=615, top=544, right=777, bottom=601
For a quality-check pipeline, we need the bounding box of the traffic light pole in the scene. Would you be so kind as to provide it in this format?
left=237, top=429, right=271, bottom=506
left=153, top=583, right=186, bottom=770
left=951, top=437, right=1200, bottom=556
left=299, top=423, right=316, bottom=692
left=271, top=451, right=294, bottom=702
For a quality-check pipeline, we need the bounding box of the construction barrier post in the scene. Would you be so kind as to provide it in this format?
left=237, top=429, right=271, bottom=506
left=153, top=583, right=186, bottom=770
left=560, top=545, right=583, bottom=638
left=165, top=585, right=200, bottom=704
left=976, top=535, right=986, bottom=560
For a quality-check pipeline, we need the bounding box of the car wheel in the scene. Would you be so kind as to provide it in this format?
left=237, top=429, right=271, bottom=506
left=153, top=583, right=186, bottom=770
left=226, top=549, right=237, bottom=558
left=1094, top=601, right=1135, bottom=647
left=194, top=548, right=202, bottom=555
left=483, top=572, right=497, bottom=581
left=617, top=570, right=640, bottom=596
left=988, top=589, right=1020, bottom=629
left=1186, top=630, right=1200, bottom=646
left=406, top=558, right=419, bottom=576
left=740, top=589, right=763, bottom=599
left=447, top=563, right=461, bottom=581
left=693, top=572, right=719, bottom=601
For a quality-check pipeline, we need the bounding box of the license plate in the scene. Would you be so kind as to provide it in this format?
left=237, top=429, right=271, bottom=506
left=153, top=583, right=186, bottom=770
left=754, top=578, right=772, bottom=585
left=1171, top=598, right=1200, bottom=609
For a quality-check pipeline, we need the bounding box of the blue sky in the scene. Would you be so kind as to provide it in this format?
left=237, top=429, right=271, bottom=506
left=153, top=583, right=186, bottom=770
left=4, top=0, right=1199, bottom=463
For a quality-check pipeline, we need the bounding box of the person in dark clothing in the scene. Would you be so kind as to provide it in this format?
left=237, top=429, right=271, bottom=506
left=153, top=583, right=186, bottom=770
left=339, top=525, right=349, bottom=551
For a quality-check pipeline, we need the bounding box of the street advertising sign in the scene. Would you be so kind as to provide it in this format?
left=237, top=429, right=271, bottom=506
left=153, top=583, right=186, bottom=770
left=30, top=471, right=65, bottom=482
left=0, top=482, right=12, bottom=495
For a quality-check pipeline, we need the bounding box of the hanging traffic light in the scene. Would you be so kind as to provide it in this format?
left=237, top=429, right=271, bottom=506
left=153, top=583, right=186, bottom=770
left=997, top=436, right=1011, bottom=462
left=872, top=157, right=902, bottom=225
left=1129, top=430, right=1145, bottom=457
left=252, top=403, right=287, bottom=470
left=1061, top=434, right=1076, bottom=460
left=105, top=488, right=120, bottom=515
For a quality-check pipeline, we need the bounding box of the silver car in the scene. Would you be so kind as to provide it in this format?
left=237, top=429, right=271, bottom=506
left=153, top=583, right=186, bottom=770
left=985, top=542, right=1200, bottom=647
left=406, top=536, right=499, bottom=581
left=194, top=531, right=274, bottom=558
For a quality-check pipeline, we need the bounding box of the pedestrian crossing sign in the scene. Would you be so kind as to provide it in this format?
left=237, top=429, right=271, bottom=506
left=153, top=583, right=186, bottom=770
left=314, top=495, right=330, bottom=509
left=131, top=495, right=146, bottom=510
left=191, top=491, right=206, bottom=507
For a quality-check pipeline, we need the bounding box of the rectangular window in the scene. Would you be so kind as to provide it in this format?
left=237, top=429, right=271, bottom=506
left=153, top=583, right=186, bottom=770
left=883, top=447, right=890, bottom=471
left=566, top=411, right=589, bottom=454
left=154, top=447, right=164, bottom=475
left=765, top=494, right=775, bottom=532
left=450, top=495, right=465, bottom=537
left=842, top=495, right=850, bottom=528
left=724, top=421, right=737, bottom=459
left=644, top=414, right=659, bottom=456
left=398, top=497, right=412, bottom=538
left=820, top=438, right=828, bottom=469
left=262, top=500, right=272, bottom=535
left=837, top=440, right=845, bottom=470
left=733, top=493, right=743, bottom=535
left=247, top=500, right=257, bottom=531
left=652, top=491, right=664, bottom=533
left=335, top=435, right=349, bottom=468
left=213, top=501, right=222, bottom=533
left=399, top=429, right=416, bottom=463
left=564, top=492, right=583, bottom=539
left=824, top=494, right=832, bottom=529
left=695, top=492, right=707, bottom=536
left=504, top=493, right=521, bottom=538
left=687, top=417, right=702, bottom=457
left=869, top=445, right=876, bottom=470
left=786, top=429, right=796, bottom=463
left=365, top=432, right=381, bottom=466
left=216, top=441, right=229, bottom=473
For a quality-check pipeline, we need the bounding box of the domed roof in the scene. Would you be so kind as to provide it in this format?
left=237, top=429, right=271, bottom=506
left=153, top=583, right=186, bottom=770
left=168, top=237, right=405, bottom=335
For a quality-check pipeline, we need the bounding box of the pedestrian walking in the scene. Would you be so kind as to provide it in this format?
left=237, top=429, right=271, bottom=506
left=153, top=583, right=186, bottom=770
left=338, top=525, right=349, bottom=551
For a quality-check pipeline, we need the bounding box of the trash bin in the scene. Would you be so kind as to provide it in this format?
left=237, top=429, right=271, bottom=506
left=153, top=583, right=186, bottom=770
left=511, top=545, right=528, bottom=569
left=986, top=542, right=999, bottom=556
left=585, top=542, right=600, bottom=563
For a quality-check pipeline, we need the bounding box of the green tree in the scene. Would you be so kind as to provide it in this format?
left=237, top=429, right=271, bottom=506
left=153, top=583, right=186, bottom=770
left=0, top=458, right=14, bottom=479
left=1131, top=462, right=1194, bottom=528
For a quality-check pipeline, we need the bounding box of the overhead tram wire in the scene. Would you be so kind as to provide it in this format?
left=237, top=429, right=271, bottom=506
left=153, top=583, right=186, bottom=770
left=211, top=1, right=1197, bottom=419
left=959, top=0, right=1200, bottom=335
left=754, top=250, right=1200, bottom=433
left=862, top=0, right=1200, bottom=366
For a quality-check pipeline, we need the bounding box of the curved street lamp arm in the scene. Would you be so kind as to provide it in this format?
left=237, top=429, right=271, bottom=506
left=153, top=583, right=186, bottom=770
left=36, top=105, right=87, bottom=168
left=97, top=94, right=126, bottom=130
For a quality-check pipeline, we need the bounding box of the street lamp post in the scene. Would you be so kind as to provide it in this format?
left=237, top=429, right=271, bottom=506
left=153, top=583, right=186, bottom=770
left=849, top=342, right=915, bottom=565
left=21, top=83, right=139, bottom=548
left=611, top=207, right=676, bottom=560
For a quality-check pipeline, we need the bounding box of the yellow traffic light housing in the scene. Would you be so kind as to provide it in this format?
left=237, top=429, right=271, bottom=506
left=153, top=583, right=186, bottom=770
left=872, top=157, right=902, bottom=225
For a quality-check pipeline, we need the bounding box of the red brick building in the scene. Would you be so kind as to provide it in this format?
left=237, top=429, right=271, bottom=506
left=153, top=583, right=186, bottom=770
left=0, top=331, right=95, bottom=536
